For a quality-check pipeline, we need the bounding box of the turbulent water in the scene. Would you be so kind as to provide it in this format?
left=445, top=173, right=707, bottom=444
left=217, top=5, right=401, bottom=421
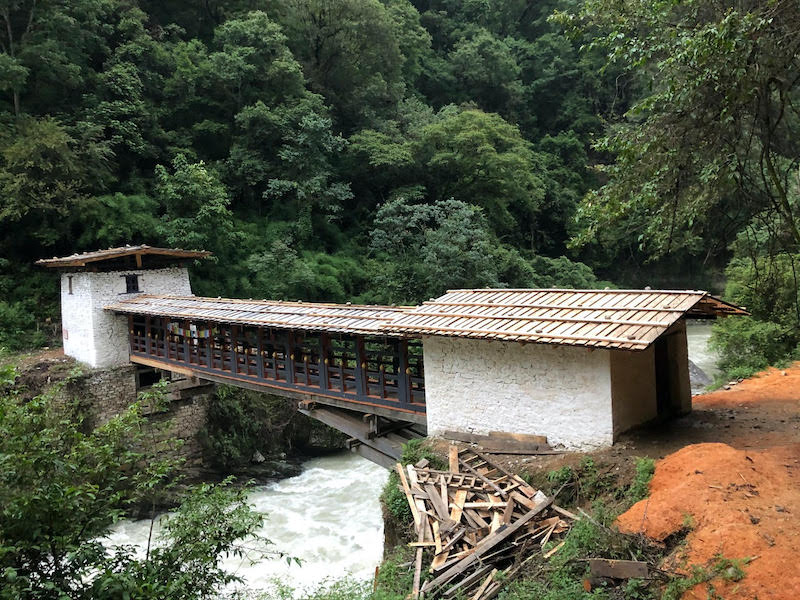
left=686, top=320, right=719, bottom=380
left=107, top=323, right=718, bottom=594
left=105, top=453, right=388, bottom=595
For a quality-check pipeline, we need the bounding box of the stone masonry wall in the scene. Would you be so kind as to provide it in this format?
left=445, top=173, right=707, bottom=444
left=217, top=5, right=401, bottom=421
left=422, top=336, right=615, bottom=450
left=60, top=267, right=193, bottom=368
left=60, top=363, right=209, bottom=477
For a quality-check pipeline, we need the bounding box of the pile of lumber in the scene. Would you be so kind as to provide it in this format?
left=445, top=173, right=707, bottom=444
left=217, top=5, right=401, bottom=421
left=396, top=446, right=576, bottom=599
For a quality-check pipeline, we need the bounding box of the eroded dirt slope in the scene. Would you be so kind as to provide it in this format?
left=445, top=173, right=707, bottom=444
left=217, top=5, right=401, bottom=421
left=617, top=363, right=800, bottom=600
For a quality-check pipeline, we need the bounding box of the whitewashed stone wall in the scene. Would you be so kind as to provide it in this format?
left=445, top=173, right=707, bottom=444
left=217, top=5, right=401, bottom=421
left=423, top=337, right=615, bottom=450
left=61, top=267, right=192, bottom=368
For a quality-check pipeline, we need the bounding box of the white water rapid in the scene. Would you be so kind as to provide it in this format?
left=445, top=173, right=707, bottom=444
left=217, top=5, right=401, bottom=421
left=105, top=453, right=388, bottom=596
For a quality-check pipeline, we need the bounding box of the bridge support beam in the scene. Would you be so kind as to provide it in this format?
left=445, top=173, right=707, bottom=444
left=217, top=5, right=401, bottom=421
left=299, top=402, right=426, bottom=469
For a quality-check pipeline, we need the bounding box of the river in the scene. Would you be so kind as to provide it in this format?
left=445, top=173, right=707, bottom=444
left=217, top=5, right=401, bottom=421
left=106, top=321, right=718, bottom=595
left=106, top=453, right=387, bottom=596
left=685, top=319, right=719, bottom=380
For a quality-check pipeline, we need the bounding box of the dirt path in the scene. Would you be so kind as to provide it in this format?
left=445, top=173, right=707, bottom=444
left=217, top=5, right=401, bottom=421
left=617, top=363, right=800, bottom=600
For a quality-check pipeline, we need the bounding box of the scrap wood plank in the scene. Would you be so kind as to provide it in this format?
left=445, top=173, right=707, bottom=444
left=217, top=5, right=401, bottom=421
left=449, top=489, right=468, bottom=524
left=425, top=483, right=451, bottom=520
left=553, top=505, right=579, bottom=520
left=449, top=445, right=459, bottom=473
left=422, top=496, right=553, bottom=593
left=412, top=521, right=425, bottom=599
left=470, top=569, right=497, bottom=600
left=396, top=464, right=421, bottom=528
left=588, top=559, right=649, bottom=579
left=465, top=509, right=489, bottom=528
left=510, top=491, right=538, bottom=511
left=432, top=520, right=443, bottom=555
left=502, top=497, right=515, bottom=524
left=543, top=541, right=565, bottom=559
left=409, top=466, right=433, bottom=542
left=460, top=501, right=508, bottom=509
left=440, top=564, right=494, bottom=599
left=430, top=520, right=449, bottom=572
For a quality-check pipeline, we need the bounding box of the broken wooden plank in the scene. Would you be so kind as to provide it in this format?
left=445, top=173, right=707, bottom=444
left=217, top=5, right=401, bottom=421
left=588, top=558, right=649, bottom=580
left=502, top=497, right=515, bottom=525
left=396, top=463, right=421, bottom=528
left=449, top=444, right=460, bottom=473
left=471, top=568, right=497, bottom=600
left=425, top=483, right=451, bottom=521
left=449, top=489, right=468, bottom=525
left=543, top=540, right=565, bottom=559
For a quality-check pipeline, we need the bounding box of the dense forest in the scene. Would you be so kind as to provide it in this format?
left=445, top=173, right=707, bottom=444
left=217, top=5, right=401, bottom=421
left=1, top=0, right=799, bottom=372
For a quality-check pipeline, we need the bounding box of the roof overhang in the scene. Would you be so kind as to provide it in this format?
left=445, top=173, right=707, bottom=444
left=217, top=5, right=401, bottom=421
left=37, top=245, right=211, bottom=270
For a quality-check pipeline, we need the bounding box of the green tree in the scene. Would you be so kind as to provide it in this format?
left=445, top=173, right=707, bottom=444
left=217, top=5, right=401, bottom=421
left=564, top=0, right=800, bottom=259
left=280, top=0, right=409, bottom=131
left=155, top=154, right=241, bottom=295
left=0, top=373, right=271, bottom=599
left=369, top=196, right=500, bottom=303
left=415, top=108, right=546, bottom=246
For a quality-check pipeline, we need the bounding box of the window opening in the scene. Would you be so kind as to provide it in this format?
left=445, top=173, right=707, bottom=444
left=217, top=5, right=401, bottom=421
left=124, top=274, right=140, bottom=294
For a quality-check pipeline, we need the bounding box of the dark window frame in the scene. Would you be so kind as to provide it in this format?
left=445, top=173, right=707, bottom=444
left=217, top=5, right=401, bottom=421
left=123, top=274, right=140, bottom=294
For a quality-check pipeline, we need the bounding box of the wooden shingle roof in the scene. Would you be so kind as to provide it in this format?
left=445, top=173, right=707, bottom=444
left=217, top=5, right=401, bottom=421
left=37, top=245, right=210, bottom=268
left=105, top=295, right=412, bottom=336
left=383, top=289, right=747, bottom=350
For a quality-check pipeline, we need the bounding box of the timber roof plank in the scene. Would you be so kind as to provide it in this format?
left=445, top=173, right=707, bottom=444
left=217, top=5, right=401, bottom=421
left=105, top=294, right=412, bottom=336
left=382, top=289, right=748, bottom=350
left=105, top=288, right=747, bottom=349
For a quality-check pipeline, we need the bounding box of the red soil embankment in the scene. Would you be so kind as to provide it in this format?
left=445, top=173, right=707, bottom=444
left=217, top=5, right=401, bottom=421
left=617, top=363, right=800, bottom=599
left=618, top=442, right=800, bottom=599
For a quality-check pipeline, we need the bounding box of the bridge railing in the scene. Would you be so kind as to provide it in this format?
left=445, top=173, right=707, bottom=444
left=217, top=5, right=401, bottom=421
left=128, top=315, right=426, bottom=415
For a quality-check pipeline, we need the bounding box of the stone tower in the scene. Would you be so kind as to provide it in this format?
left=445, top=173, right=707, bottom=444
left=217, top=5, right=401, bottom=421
left=37, top=246, right=209, bottom=368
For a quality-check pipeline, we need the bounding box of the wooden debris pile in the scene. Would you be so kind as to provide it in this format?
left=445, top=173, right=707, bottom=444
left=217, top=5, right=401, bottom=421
left=396, top=446, right=577, bottom=599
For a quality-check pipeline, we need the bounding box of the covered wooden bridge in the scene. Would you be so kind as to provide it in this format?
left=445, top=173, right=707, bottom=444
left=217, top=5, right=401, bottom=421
left=105, top=295, right=428, bottom=466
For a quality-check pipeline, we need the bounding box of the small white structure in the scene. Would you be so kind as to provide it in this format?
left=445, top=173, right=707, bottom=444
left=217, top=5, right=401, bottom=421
left=388, top=289, right=746, bottom=450
left=37, top=246, right=209, bottom=368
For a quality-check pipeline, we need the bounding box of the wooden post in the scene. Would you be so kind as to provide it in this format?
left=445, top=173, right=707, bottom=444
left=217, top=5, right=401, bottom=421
left=145, top=316, right=152, bottom=355
left=398, top=339, right=410, bottom=405
left=319, top=333, right=329, bottom=391
left=183, top=319, right=190, bottom=363
left=287, top=331, right=295, bottom=384
left=206, top=322, right=214, bottom=369
left=256, top=327, right=265, bottom=380
left=355, top=336, right=367, bottom=399
left=231, top=326, right=238, bottom=374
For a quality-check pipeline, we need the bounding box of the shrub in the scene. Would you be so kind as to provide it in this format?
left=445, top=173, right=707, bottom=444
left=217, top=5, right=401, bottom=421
left=381, top=471, right=412, bottom=523
left=711, top=317, right=792, bottom=377
left=627, top=457, right=655, bottom=504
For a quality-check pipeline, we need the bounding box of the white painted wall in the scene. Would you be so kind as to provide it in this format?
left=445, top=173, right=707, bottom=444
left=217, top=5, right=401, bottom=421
left=422, top=337, right=614, bottom=450
left=61, top=267, right=192, bottom=368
